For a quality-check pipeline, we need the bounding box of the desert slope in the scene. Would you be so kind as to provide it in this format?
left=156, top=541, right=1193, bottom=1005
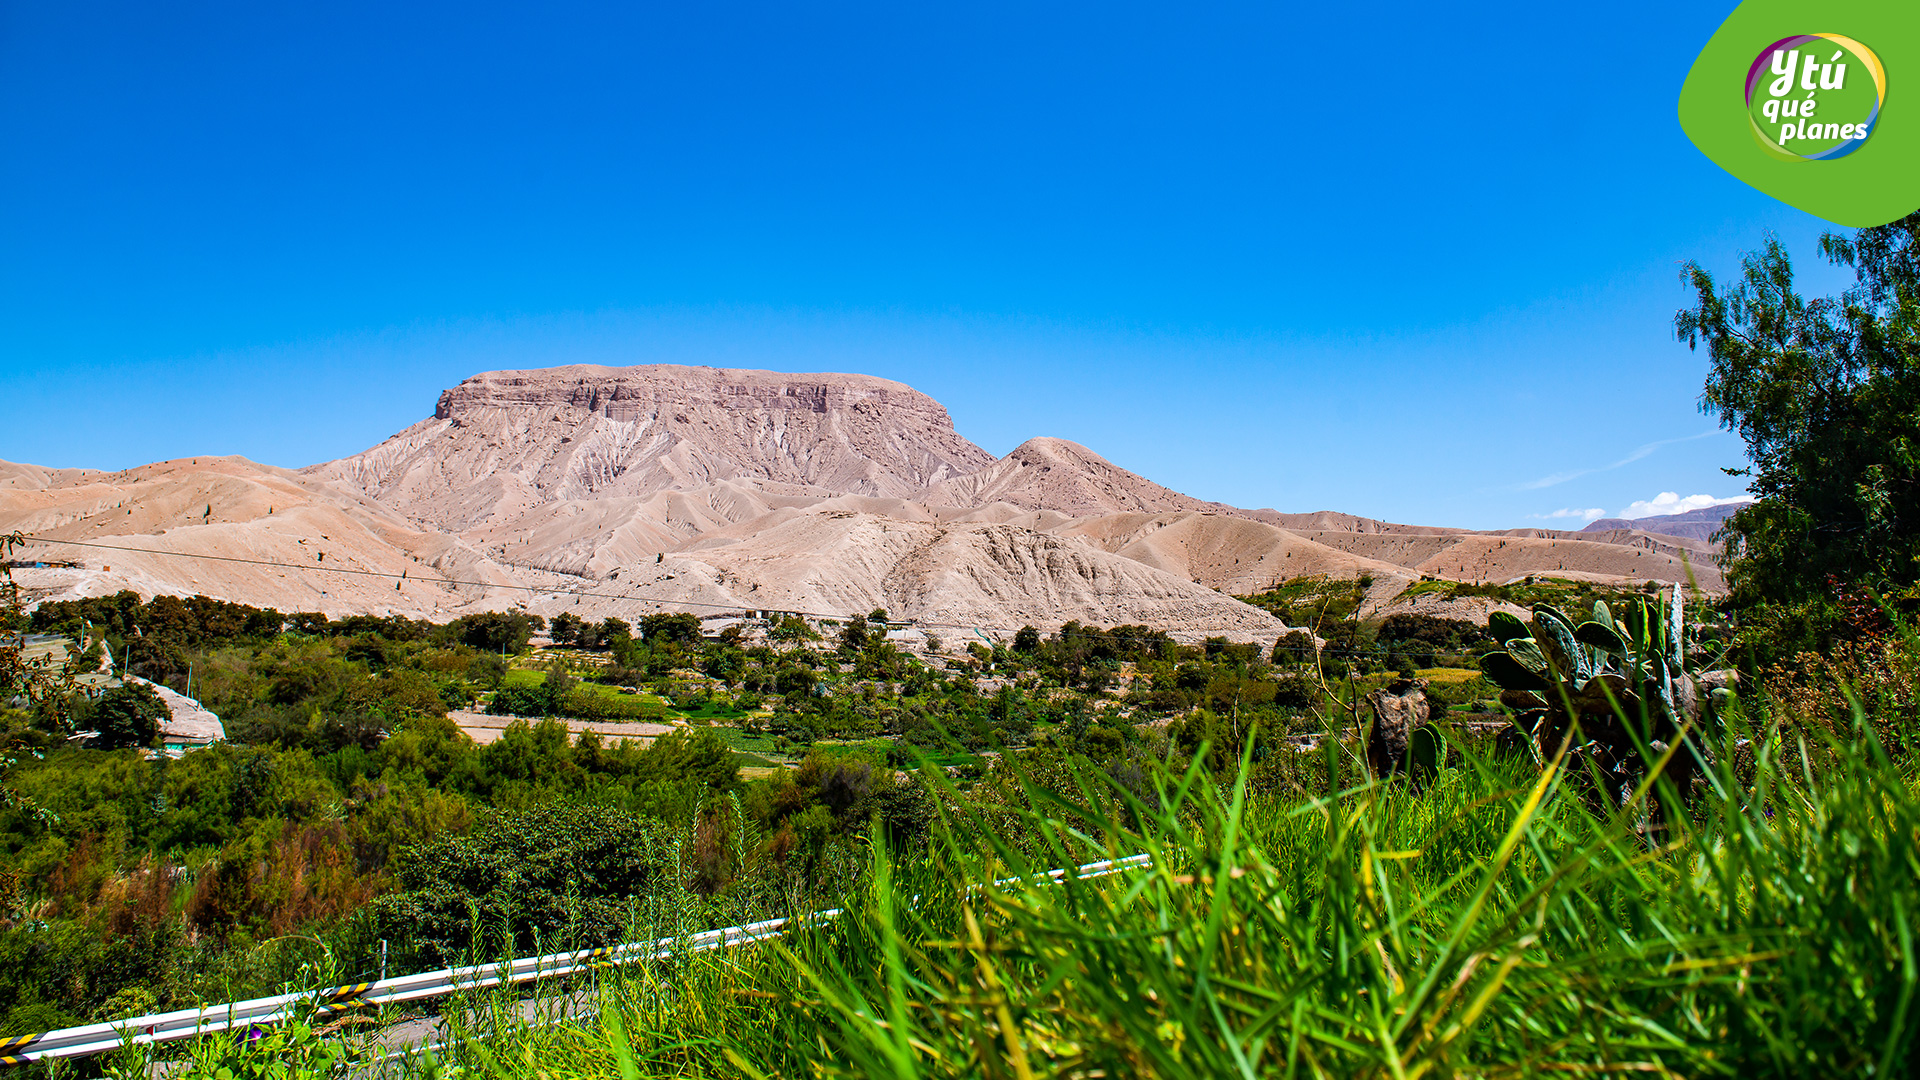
left=917, top=437, right=1236, bottom=518
left=0, top=453, right=1292, bottom=639
left=570, top=509, right=1290, bottom=638
left=0, top=455, right=528, bottom=614
left=1052, top=512, right=1413, bottom=593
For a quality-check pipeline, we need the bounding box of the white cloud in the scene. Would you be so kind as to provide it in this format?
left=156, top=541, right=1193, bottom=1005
left=1617, top=492, right=1753, bottom=519
left=1531, top=507, right=1606, bottom=522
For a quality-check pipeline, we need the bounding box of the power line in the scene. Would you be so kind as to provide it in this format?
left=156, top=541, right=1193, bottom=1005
left=19, top=535, right=754, bottom=608
left=18, top=535, right=873, bottom=617
left=13, top=536, right=1531, bottom=661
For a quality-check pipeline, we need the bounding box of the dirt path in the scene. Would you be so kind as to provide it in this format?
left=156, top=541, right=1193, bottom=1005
left=448, top=710, right=677, bottom=745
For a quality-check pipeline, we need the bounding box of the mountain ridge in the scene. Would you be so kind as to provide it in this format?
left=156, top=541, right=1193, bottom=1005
left=1581, top=501, right=1747, bottom=543
left=2, top=364, right=1725, bottom=641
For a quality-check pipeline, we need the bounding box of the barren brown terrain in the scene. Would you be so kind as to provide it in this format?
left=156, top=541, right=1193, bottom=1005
left=1, top=363, right=1724, bottom=645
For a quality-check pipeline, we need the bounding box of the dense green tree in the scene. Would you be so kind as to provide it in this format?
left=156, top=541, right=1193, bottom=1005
left=1678, top=212, right=1920, bottom=653
left=703, top=645, right=746, bottom=685
left=549, top=611, right=583, bottom=646
left=640, top=613, right=700, bottom=645
left=776, top=665, right=818, bottom=699
left=1270, top=630, right=1314, bottom=665
left=91, top=683, right=167, bottom=749
left=450, top=611, right=539, bottom=655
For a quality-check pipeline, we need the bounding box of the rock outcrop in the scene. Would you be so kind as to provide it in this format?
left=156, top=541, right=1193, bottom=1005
left=1366, top=678, right=1430, bottom=779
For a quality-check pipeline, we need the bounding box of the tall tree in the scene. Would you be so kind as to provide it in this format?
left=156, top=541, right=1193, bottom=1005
left=91, top=682, right=168, bottom=749
left=1677, top=212, right=1920, bottom=652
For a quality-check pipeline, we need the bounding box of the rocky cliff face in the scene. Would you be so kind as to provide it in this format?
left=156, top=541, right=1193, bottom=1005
left=307, top=365, right=998, bottom=531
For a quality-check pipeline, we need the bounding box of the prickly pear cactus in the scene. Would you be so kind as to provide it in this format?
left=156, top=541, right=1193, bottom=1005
left=1408, top=725, right=1446, bottom=790
left=1476, top=586, right=1734, bottom=825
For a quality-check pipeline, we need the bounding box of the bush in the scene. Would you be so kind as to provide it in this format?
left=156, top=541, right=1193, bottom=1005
left=90, top=682, right=167, bottom=749
left=1377, top=613, right=1487, bottom=649
left=488, top=682, right=553, bottom=718
left=770, top=615, right=821, bottom=642
left=560, top=686, right=666, bottom=722
left=1270, top=673, right=1317, bottom=710
left=379, top=803, right=670, bottom=965
left=451, top=700, right=1920, bottom=1078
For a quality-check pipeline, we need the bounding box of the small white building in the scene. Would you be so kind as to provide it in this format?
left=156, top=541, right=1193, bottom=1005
left=9, top=632, right=224, bottom=755
left=124, top=674, right=225, bottom=755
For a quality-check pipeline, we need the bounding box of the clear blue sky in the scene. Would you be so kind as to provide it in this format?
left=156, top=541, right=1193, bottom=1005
left=0, top=1, right=1857, bottom=529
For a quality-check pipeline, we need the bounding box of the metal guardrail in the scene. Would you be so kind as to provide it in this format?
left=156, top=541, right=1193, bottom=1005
left=0, top=853, right=1151, bottom=1067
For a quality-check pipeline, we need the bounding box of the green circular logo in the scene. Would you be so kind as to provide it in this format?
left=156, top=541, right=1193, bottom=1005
left=1745, top=35, right=1885, bottom=160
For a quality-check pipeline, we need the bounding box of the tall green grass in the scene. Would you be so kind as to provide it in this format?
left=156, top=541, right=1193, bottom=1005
left=144, top=697, right=1920, bottom=1079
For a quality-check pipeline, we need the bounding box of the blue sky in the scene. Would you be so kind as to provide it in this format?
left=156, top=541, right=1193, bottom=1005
left=0, top=1, right=1858, bottom=529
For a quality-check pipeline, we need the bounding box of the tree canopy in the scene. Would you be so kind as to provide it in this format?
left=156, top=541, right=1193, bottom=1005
left=1677, top=211, right=1920, bottom=653
left=91, top=683, right=167, bottom=749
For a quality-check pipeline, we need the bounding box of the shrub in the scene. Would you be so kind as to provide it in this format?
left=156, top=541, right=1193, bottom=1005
left=380, top=803, right=669, bottom=964
left=488, top=682, right=553, bottom=718
left=90, top=682, right=167, bottom=749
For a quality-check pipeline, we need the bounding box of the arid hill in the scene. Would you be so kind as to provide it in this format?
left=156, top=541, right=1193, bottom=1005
left=0, top=455, right=525, bottom=615
left=2, top=363, right=1724, bottom=643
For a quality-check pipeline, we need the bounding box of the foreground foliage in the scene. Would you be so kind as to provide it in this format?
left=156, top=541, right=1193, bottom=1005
left=105, top=668, right=1916, bottom=1080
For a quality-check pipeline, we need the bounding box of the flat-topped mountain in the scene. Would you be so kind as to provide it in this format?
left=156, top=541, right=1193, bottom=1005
left=2, top=363, right=1725, bottom=641
left=307, top=365, right=997, bottom=532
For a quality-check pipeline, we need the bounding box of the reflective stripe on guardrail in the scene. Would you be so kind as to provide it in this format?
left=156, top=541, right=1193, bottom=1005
left=0, top=852, right=1150, bottom=1066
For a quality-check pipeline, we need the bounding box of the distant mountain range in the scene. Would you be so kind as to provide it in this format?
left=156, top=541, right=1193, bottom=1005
left=1582, top=501, right=1747, bottom=543
left=0, top=365, right=1725, bottom=643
